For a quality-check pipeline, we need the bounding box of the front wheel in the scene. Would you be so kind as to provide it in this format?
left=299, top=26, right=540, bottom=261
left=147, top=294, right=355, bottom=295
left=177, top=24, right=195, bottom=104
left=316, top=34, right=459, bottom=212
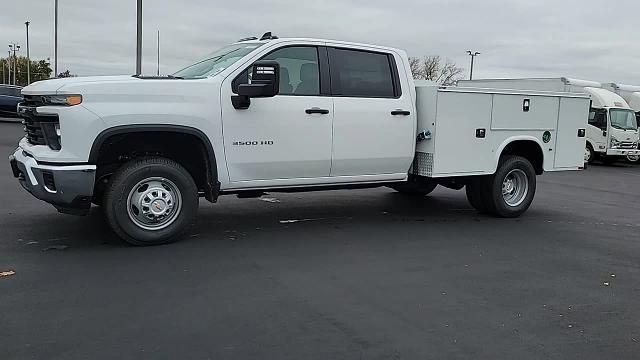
left=103, top=157, right=199, bottom=246
left=627, top=154, right=640, bottom=163
left=585, top=144, right=595, bottom=164
left=480, top=155, right=536, bottom=218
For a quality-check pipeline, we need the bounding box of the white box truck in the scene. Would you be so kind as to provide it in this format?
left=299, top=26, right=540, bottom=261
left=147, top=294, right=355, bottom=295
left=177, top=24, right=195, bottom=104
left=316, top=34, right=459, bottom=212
left=459, top=78, right=640, bottom=164
left=8, top=35, right=590, bottom=245
left=606, top=83, right=640, bottom=162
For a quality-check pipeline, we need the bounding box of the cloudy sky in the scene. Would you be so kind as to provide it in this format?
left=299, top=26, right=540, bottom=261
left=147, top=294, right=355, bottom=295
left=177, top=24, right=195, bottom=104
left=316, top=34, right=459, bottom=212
left=1, top=0, right=639, bottom=84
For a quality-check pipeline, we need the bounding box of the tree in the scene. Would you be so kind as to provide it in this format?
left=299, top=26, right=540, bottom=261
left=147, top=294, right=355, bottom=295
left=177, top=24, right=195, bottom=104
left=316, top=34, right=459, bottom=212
left=0, top=56, right=53, bottom=86
left=409, top=56, right=464, bottom=86
left=57, top=70, right=75, bottom=78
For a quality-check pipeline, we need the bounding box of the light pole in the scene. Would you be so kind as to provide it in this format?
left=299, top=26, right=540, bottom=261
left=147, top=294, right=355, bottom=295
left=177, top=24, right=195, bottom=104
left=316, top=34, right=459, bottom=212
left=9, top=43, right=20, bottom=85
left=466, top=50, right=480, bottom=80
left=6, top=50, right=10, bottom=84
left=54, top=0, right=58, bottom=77
left=136, top=0, right=142, bottom=75
left=25, top=21, right=30, bottom=84
left=157, top=29, right=160, bottom=76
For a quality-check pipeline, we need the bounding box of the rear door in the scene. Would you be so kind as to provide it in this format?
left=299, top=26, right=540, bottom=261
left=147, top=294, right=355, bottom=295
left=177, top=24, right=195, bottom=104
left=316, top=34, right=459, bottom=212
left=328, top=46, right=415, bottom=177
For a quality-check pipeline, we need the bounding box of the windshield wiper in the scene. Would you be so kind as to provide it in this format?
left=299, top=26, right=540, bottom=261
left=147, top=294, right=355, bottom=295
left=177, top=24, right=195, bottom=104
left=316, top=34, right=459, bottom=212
left=610, top=124, right=625, bottom=130
left=166, top=74, right=183, bottom=79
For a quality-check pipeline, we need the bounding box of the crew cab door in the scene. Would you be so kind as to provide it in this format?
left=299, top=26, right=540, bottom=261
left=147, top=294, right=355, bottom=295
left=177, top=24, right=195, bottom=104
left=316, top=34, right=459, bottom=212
left=327, top=46, right=415, bottom=177
left=221, top=45, right=333, bottom=183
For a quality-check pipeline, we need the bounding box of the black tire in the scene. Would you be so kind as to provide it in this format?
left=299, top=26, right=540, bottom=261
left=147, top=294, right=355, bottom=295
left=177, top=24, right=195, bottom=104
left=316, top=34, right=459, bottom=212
left=103, top=157, right=198, bottom=246
left=390, top=179, right=438, bottom=196
left=465, top=177, right=488, bottom=213
left=585, top=143, right=595, bottom=164
left=481, top=155, right=536, bottom=218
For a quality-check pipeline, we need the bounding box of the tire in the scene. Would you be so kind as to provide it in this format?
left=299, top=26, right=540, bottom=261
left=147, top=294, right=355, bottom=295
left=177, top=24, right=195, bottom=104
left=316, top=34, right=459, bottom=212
left=465, top=177, right=488, bottom=213
left=103, top=157, right=199, bottom=246
left=391, top=179, right=438, bottom=196
left=627, top=154, right=640, bottom=163
left=481, top=155, right=536, bottom=218
left=585, top=143, right=595, bottom=164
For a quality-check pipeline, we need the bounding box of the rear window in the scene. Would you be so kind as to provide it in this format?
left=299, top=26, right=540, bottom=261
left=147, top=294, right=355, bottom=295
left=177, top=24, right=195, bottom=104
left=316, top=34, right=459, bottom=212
left=328, top=48, right=397, bottom=98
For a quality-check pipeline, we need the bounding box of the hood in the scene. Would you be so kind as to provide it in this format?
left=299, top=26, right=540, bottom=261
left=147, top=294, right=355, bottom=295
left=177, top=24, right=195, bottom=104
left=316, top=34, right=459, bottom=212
left=21, top=75, right=140, bottom=95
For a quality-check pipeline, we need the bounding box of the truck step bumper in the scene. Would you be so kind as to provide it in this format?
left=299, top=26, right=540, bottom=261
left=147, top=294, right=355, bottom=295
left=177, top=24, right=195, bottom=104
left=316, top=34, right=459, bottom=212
left=9, top=148, right=96, bottom=215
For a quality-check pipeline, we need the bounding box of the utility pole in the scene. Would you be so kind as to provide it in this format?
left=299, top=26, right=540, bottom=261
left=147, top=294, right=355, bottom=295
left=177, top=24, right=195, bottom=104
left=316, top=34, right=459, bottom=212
left=54, top=0, right=58, bottom=77
left=157, top=29, right=160, bottom=76
left=9, top=43, right=20, bottom=85
left=136, top=0, right=142, bottom=75
left=466, top=50, right=480, bottom=80
left=25, top=21, right=31, bottom=84
left=6, top=50, right=10, bottom=84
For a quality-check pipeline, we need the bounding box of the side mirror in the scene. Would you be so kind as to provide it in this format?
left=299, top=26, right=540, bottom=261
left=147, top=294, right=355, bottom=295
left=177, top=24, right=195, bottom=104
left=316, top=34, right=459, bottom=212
left=232, top=61, right=280, bottom=110
left=603, top=130, right=607, bottom=137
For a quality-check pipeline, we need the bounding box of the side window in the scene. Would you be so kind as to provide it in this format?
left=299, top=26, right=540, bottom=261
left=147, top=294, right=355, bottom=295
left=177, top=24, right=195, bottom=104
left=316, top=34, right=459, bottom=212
left=232, top=46, right=320, bottom=96
left=588, top=109, right=606, bottom=130
left=329, top=48, right=397, bottom=98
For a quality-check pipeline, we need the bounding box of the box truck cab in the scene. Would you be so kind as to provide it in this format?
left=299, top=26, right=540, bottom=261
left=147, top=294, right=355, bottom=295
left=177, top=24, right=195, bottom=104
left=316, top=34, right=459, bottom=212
left=458, top=78, right=640, bottom=164
left=606, top=83, right=640, bottom=162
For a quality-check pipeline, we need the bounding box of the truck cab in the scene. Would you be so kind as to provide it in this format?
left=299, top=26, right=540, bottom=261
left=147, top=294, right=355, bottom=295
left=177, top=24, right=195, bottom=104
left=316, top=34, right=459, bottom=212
left=606, top=83, right=640, bottom=162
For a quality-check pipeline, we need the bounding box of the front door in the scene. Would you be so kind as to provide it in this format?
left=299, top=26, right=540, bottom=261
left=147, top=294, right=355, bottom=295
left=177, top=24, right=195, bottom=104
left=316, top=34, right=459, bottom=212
left=327, top=46, right=415, bottom=177
left=221, top=46, right=333, bottom=183
left=587, top=108, right=607, bottom=152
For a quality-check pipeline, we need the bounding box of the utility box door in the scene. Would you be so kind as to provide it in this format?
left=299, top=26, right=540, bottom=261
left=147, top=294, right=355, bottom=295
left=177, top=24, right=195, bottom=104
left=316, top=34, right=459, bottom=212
left=554, top=97, right=590, bottom=168
left=491, top=95, right=559, bottom=130
left=431, top=91, right=493, bottom=175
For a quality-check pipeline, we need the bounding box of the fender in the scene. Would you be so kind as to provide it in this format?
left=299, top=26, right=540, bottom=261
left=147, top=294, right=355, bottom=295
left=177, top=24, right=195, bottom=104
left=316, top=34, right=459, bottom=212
left=88, top=124, right=220, bottom=201
left=493, top=135, right=545, bottom=173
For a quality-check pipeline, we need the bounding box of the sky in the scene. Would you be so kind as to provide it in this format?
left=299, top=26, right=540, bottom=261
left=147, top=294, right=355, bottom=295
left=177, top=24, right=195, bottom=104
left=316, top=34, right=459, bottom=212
left=1, top=0, right=638, bottom=84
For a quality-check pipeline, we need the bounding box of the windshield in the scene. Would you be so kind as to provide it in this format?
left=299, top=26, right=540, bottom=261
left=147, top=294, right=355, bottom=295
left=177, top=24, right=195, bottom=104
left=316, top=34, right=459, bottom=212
left=609, top=109, right=638, bottom=131
left=173, top=42, right=264, bottom=79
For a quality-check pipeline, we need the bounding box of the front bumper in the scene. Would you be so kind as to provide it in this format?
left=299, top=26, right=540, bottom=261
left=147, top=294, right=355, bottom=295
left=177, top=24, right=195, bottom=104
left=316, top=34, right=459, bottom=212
left=9, top=147, right=96, bottom=215
left=606, top=148, right=640, bottom=157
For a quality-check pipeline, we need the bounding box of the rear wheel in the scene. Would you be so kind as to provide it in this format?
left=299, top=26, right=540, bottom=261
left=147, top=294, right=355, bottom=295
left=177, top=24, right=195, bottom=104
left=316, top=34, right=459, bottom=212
left=465, top=178, right=488, bottom=213
left=103, top=157, right=198, bottom=246
left=481, top=156, right=536, bottom=218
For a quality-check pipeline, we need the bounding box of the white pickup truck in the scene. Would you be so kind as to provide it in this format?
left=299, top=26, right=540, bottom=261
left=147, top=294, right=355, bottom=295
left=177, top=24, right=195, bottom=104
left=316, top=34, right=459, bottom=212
left=8, top=34, right=590, bottom=245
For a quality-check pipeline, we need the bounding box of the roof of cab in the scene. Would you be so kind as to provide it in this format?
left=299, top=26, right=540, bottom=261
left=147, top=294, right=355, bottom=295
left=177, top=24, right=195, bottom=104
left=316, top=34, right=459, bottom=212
left=233, top=37, right=404, bottom=54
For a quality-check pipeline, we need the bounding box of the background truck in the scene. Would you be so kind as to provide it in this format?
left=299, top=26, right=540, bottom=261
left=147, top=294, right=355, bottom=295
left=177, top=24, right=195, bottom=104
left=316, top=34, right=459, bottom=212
left=459, top=78, right=640, bottom=164
left=606, top=83, right=640, bottom=162
left=8, top=35, right=589, bottom=245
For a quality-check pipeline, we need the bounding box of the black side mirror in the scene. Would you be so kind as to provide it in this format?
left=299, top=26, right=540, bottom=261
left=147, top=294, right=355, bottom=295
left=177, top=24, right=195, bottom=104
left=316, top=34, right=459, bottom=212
left=232, top=61, right=280, bottom=110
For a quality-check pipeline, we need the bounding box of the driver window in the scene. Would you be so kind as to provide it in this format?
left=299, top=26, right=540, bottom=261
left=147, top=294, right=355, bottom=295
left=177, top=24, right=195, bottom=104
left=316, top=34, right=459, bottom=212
left=588, top=109, right=607, bottom=131
left=232, top=46, right=320, bottom=96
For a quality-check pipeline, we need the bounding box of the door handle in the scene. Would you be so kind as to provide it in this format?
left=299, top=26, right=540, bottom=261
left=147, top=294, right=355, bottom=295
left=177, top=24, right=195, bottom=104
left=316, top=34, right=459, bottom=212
left=391, top=110, right=411, bottom=116
left=305, top=108, right=329, bottom=114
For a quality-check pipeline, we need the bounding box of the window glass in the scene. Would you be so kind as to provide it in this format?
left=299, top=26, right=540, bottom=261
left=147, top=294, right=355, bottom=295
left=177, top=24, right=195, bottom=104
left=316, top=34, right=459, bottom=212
left=588, top=110, right=606, bottom=130
left=609, top=109, right=638, bottom=131
left=0, top=87, right=9, bottom=96
left=233, top=46, right=320, bottom=96
left=173, top=42, right=264, bottom=79
left=329, top=48, right=395, bottom=98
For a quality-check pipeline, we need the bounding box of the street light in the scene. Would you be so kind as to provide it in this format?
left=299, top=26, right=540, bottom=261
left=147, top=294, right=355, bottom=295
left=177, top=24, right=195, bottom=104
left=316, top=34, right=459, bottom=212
left=466, top=50, right=480, bottom=80
left=136, top=0, right=142, bottom=75
left=25, top=21, right=30, bottom=84
left=9, top=43, right=20, bottom=85
left=54, top=0, right=58, bottom=77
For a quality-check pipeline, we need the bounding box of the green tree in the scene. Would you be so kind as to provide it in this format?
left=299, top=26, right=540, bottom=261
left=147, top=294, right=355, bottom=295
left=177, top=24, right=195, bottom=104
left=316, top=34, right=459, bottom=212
left=0, top=56, right=53, bottom=86
left=57, top=70, right=75, bottom=78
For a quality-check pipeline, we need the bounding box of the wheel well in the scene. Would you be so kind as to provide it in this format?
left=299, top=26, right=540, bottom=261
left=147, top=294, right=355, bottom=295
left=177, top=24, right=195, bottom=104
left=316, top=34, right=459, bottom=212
left=500, top=140, right=544, bottom=175
left=91, top=130, right=218, bottom=201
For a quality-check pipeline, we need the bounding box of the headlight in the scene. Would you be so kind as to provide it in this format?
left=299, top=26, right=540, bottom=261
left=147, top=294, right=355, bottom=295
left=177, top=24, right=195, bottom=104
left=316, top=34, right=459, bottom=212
left=610, top=137, right=621, bottom=148
left=42, top=94, right=82, bottom=106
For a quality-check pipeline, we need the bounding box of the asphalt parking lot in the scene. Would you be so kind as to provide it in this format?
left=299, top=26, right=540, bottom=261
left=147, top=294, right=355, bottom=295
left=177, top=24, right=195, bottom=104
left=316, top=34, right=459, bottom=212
left=1, top=121, right=639, bottom=360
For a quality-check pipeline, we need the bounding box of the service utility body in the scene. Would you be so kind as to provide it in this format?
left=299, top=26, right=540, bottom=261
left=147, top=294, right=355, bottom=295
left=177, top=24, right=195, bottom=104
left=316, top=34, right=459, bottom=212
left=8, top=33, right=590, bottom=245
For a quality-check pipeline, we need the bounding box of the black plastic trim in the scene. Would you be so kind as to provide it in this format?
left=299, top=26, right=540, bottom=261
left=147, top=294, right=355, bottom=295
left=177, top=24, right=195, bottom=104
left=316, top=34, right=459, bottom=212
left=88, top=125, right=219, bottom=200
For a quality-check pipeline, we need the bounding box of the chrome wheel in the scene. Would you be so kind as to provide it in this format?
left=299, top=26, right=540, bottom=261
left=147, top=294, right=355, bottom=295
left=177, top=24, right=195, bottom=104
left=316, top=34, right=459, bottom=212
left=126, top=177, right=182, bottom=231
left=501, top=169, right=529, bottom=207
